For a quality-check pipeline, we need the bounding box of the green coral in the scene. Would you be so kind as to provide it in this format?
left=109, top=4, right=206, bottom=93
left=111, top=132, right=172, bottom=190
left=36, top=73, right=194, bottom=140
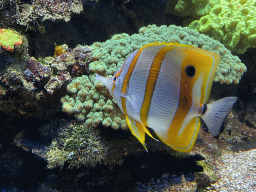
left=192, top=0, right=218, bottom=16
left=61, top=74, right=128, bottom=130
left=0, top=28, right=24, bottom=52
left=46, top=123, right=106, bottom=169
left=189, top=0, right=256, bottom=54
left=165, top=0, right=218, bottom=17
left=61, top=24, right=246, bottom=129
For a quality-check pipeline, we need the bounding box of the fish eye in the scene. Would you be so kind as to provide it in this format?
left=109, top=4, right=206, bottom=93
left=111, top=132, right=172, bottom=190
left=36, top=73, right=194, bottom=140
left=185, top=65, right=196, bottom=77
left=113, top=76, right=117, bottom=81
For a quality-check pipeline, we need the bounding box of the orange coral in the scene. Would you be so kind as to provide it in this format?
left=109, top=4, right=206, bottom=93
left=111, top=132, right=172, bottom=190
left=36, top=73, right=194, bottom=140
left=54, top=45, right=66, bottom=57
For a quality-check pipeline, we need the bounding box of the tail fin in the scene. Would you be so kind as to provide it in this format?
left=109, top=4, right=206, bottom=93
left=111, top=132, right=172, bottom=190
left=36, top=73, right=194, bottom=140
left=201, top=97, right=238, bottom=136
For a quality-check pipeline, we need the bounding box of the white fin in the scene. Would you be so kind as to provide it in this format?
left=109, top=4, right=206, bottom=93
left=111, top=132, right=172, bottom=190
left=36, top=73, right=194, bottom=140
left=201, top=97, right=238, bottom=136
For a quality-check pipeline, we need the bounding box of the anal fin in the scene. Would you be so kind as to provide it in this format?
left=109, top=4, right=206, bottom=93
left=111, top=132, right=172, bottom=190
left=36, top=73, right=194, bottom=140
left=126, top=116, right=147, bottom=151
left=126, top=116, right=158, bottom=151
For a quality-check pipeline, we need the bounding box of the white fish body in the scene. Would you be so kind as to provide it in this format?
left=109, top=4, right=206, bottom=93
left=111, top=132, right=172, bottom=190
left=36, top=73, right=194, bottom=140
left=95, top=42, right=237, bottom=152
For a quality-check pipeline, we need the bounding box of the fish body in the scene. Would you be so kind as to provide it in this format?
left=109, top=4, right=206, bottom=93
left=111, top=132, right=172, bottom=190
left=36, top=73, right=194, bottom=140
left=95, top=42, right=237, bottom=152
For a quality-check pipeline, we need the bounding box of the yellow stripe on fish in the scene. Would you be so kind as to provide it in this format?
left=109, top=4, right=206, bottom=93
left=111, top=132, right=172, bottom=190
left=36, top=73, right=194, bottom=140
left=95, top=42, right=238, bottom=152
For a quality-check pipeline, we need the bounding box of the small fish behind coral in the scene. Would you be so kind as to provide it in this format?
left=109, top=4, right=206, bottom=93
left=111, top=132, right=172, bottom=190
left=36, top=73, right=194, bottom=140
left=96, top=42, right=237, bottom=152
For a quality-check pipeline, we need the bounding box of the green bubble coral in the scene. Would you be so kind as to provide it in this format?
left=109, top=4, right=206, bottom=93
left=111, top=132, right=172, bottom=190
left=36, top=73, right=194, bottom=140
left=61, top=74, right=128, bottom=130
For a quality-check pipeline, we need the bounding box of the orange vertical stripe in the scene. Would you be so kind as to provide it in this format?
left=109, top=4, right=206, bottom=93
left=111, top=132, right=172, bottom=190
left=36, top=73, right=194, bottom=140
left=140, top=46, right=174, bottom=126
left=121, top=47, right=144, bottom=114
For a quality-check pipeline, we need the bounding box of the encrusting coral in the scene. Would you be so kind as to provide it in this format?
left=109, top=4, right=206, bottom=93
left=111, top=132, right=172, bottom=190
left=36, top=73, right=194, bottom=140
left=15, top=0, right=83, bottom=27
left=0, top=28, right=28, bottom=74
left=61, top=24, right=246, bottom=130
left=188, top=0, right=256, bottom=54
left=0, top=43, right=92, bottom=119
left=0, top=28, right=28, bottom=55
left=0, top=28, right=23, bottom=52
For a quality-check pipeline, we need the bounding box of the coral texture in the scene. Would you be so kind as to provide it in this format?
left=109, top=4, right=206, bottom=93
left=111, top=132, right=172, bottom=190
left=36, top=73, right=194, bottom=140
left=45, top=123, right=106, bottom=169
left=15, top=0, right=83, bottom=27
left=61, top=24, right=246, bottom=130
left=0, top=28, right=23, bottom=52
left=166, top=0, right=218, bottom=17
left=189, top=0, right=256, bottom=54
left=0, top=44, right=92, bottom=118
left=61, top=74, right=128, bottom=130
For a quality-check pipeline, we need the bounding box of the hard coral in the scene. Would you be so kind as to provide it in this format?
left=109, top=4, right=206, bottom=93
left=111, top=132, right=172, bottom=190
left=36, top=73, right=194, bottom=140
left=0, top=28, right=23, bottom=52
left=0, top=44, right=92, bottom=119
left=189, top=0, right=256, bottom=54
left=61, top=74, right=128, bottom=130
left=54, top=45, right=66, bottom=57
left=25, top=58, right=51, bottom=84
left=165, top=0, right=219, bottom=17
left=15, top=0, right=83, bottom=27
